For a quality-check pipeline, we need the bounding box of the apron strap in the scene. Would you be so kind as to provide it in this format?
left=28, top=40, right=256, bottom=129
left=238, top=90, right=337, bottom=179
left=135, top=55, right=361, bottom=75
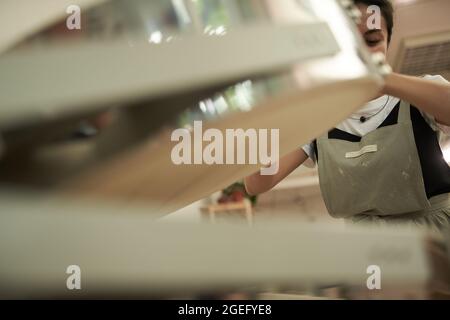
left=317, top=100, right=412, bottom=142
left=398, top=100, right=412, bottom=125
left=317, top=131, right=328, bottom=142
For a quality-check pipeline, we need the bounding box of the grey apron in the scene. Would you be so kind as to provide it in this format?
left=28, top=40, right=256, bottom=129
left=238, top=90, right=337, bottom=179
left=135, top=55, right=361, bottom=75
left=317, top=100, right=445, bottom=222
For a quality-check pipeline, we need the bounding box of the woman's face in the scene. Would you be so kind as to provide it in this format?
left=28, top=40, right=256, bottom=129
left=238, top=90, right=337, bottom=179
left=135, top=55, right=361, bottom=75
left=356, top=4, right=389, bottom=57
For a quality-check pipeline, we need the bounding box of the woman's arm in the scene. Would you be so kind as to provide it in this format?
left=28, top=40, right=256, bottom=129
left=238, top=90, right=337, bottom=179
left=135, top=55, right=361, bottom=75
left=383, top=73, right=450, bottom=126
left=244, top=148, right=309, bottom=196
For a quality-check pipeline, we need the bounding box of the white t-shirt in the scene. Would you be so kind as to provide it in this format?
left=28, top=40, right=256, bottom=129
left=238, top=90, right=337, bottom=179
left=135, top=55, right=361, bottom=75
left=302, top=74, right=450, bottom=163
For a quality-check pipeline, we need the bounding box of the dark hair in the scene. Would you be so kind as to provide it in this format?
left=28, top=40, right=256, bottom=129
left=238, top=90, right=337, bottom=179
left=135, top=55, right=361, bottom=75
left=354, top=0, right=394, bottom=43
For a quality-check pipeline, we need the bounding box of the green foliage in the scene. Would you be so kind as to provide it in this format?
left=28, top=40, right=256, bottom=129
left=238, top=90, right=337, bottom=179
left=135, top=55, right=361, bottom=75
left=221, top=181, right=258, bottom=206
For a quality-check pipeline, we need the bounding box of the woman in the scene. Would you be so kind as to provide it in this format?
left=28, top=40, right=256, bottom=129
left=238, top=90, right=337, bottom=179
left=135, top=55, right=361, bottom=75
left=244, top=0, right=450, bottom=230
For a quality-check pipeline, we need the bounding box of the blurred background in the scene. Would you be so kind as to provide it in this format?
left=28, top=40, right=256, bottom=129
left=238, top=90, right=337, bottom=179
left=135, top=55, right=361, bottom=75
left=0, top=0, right=449, bottom=300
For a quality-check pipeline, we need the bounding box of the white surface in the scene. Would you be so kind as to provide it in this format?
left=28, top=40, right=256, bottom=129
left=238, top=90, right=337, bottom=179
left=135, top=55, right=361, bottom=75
left=0, top=192, right=431, bottom=298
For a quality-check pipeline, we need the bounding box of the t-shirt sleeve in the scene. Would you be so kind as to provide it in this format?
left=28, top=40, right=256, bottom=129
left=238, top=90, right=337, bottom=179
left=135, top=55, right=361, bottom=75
left=421, top=75, right=450, bottom=135
left=302, top=141, right=317, bottom=164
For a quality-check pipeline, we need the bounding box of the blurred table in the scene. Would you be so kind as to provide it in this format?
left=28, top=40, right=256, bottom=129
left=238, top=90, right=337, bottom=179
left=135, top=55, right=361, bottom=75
left=201, top=199, right=253, bottom=226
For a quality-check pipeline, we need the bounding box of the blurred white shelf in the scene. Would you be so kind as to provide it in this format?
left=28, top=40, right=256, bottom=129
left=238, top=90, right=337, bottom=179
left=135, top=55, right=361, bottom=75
left=0, top=22, right=339, bottom=129
left=0, top=192, right=432, bottom=299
